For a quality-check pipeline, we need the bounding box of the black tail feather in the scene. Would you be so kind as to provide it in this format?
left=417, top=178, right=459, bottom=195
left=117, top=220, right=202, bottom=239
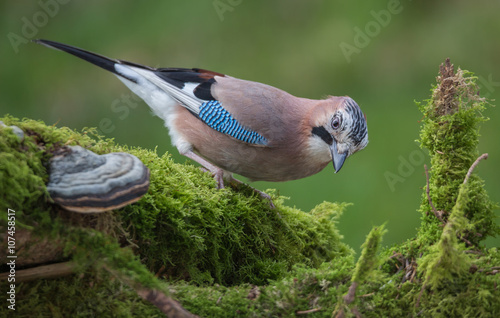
left=34, top=39, right=220, bottom=100
left=34, top=39, right=123, bottom=75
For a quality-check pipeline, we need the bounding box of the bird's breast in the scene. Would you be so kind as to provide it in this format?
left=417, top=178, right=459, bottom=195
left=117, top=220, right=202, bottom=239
left=172, top=108, right=331, bottom=181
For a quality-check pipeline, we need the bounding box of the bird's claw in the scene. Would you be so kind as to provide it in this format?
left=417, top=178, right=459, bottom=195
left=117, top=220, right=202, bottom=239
left=200, top=166, right=225, bottom=189
left=228, top=177, right=276, bottom=209
left=185, top=151, right=274, bottom=207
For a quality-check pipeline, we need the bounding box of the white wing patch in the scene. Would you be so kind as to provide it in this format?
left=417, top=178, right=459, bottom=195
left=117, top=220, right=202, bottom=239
left=126, top=66, right=203, bottom=115
left=113, top=63, right=193, bottom=154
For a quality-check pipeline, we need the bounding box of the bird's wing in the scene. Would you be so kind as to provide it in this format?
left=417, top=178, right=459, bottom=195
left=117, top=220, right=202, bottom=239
left=126, top=66, right=272, bottom=146
left=133, top=67, right=312, bottom=147
left=35, top=39, right=286, bottom=146
left=210, top=75, right=309, bottom=146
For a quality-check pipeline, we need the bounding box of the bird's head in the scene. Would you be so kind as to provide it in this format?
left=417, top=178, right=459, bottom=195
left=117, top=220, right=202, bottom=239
left=308, top=96, right=368, bottom=173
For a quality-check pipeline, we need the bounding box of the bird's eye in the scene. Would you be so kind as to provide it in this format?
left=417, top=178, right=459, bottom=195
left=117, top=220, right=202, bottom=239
left=331, top=115, right=342, bottom=130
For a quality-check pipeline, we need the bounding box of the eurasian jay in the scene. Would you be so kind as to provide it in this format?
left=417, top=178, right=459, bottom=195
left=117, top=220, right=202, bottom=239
left=34, top=40, right=368, bottom=199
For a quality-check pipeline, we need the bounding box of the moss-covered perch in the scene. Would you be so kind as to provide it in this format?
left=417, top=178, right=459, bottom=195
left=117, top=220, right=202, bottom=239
left=1, top=59, right=499, bottom=317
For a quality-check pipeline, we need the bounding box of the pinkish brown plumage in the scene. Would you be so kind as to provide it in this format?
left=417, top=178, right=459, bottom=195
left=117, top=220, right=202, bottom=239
left=35, top=39, right=368, bottom=203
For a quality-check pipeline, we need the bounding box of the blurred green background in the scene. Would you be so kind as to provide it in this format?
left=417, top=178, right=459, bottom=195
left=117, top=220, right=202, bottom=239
left=2, top=0, right=499, bottom=251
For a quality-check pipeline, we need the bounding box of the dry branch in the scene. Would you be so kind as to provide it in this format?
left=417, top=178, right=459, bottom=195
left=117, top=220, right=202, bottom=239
left=0, top=261, right=75, bottom=283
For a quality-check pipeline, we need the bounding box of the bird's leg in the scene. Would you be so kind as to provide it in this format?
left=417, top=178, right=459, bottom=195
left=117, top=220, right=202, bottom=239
left=182, top=150, right=225, bottom=189
left=182, top=150, right=275, bottom=208
left=227, top=176, right=276, bottom=209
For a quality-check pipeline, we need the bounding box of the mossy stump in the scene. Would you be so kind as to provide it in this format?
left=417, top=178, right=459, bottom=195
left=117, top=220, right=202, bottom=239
left=418, top=58, right=498, bottom=247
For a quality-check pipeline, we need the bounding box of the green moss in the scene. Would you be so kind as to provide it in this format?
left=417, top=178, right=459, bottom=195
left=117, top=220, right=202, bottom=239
left=332, top=224, right=386, bottom=317
left=0, top=116, right=351, bottom=287
left=0, top=116, right=48, bottom=229
left=121, top=152, right=352, bottom=285
left=167, top=257, right=356, bottom=318
left=420, top=182, right=473, bottom=290
left=416, top=63, right=499, bottom=246
left=0, top=115, right=355, bottom=316
left=13, top=273, right=164, bottom=317
left=352, top=224, right=386, bottom=284
left=415, top=248, right=500, bottom=317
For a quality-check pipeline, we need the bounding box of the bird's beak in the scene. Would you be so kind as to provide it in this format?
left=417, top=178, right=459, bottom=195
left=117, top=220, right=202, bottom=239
left=330, top=141, right=347, bottom=173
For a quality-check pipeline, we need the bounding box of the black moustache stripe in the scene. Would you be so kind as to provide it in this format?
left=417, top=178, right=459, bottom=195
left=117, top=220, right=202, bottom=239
left=312, top=126, right=333, bottom=145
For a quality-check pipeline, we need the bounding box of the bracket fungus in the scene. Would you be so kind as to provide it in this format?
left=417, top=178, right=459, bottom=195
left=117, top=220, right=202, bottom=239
left=47, top=146, right=150, bottom=213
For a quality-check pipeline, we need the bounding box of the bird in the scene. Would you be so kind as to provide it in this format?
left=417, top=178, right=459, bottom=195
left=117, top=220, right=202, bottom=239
left=34, top=39, right=368, bottom=205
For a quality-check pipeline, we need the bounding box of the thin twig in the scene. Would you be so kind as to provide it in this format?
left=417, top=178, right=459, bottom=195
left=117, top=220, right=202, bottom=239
left=134, top=286, right=198, bottom=318
left=136, top=288, right=200, bottom=318
left=464, top=250, right=483, bottom=255
left=0, top=261, right=75, bottom=283
left=343, top=281, right=359, bottom=304
left=424, top=165, right=444, bottom=223
left=335, top=309, right=345, bottom=318
left=390, top=252, right=403, bottom=259
left=416, top=281, right=427, bottom=308
left=444, top=153, right=489, bottom=250
left=103, top=264, right=199, bottom=318
left=351, top=306, right=362, bottom=318
left=296, top=307, right=322, bottom=315
left=463, top=153, right=488, bottom=184
left=459, top=235, right=473, bottom=247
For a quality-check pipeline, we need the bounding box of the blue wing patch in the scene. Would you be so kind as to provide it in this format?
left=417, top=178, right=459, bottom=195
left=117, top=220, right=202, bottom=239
left=199, top=100, right=268, bottom=145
